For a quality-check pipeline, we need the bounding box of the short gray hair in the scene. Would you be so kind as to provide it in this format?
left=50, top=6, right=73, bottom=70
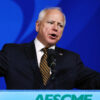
left=38, top=7, right=66, bottom=26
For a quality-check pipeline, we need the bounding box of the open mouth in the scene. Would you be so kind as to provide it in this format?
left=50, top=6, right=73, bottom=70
left=49, top=34, right=57, bottom=39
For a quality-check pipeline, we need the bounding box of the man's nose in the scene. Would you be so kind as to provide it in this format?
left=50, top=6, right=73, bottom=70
left=52, top=24, right=58, bottom=32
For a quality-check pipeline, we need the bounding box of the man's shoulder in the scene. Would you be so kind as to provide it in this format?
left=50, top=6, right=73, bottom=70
left=1, top=42, right=34, bottom=51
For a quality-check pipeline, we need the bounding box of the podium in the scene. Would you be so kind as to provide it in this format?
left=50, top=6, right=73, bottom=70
left=0, top=90, right=100, bottom=100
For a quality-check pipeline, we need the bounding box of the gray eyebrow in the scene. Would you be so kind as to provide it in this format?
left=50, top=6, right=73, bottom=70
left=47, top=20, right=64, bottom=25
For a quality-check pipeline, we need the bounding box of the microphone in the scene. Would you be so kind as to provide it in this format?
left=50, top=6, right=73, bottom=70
left=47, top=49, right=56, bottom=80
left=47, top=49, right=56, bottom=68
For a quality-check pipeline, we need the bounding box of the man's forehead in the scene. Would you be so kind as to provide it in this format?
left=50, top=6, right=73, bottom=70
left=45, top=10, right=64, bottom=22
left=46, top=9, right=63, bottom=16
left=44, top=10, right=64, bottom=20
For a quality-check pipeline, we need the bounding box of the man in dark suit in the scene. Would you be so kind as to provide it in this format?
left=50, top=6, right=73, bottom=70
left=0, top=7, right=100, bottom=89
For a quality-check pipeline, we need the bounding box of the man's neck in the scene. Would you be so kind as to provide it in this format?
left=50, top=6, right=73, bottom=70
left=35, top=38, right=55, bottom=49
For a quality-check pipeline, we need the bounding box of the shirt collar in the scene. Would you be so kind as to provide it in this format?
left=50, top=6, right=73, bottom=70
left=34, top=38, right=55, bottom=52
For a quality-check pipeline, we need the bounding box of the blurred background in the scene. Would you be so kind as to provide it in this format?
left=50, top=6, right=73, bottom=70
left=0, top=0, right=100, bottom=89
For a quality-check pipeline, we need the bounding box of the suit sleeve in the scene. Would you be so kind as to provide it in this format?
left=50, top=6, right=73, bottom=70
left=0, top=45, right=8, bottom=76
left=75, top=55, right=100, bottom=89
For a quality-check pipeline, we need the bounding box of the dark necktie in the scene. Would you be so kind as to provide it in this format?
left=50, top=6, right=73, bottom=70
left=40, top=48, right=50, bottom=86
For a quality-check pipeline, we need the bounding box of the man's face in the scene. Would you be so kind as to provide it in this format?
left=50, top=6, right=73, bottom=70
left=36, top=9, right=65, bottom=47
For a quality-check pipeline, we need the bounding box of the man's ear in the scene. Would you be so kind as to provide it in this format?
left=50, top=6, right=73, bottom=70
left=36, top=20, right=40, bottom=32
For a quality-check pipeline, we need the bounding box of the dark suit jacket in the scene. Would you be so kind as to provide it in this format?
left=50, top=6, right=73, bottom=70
left=0, top=41, right=100, bottom=89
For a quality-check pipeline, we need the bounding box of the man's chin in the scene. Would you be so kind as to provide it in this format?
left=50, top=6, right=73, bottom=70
left=45, top=39, right=59, bottom=47
left=47, top=41, right=57, bottom=47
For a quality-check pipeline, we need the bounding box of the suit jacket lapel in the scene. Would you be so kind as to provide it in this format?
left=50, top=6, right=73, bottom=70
left=25, top=41, right=38, bottom=70
left=25, top=41, right=44, bottom=89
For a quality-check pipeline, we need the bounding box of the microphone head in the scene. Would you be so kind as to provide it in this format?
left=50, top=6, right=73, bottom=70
left=47, top=49, right=56, bottom=69
left=47, top=49, right=56, bottom=56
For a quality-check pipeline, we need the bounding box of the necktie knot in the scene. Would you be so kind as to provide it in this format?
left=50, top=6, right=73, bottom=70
left=42, top=48, right=48, bottom=54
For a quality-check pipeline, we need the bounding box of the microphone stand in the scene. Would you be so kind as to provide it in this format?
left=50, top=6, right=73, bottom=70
left=47, top=49, right=56, bottom=80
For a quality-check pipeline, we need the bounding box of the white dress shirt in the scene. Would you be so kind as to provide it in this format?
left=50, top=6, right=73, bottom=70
left=34, top=38, right=55, bottom=67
